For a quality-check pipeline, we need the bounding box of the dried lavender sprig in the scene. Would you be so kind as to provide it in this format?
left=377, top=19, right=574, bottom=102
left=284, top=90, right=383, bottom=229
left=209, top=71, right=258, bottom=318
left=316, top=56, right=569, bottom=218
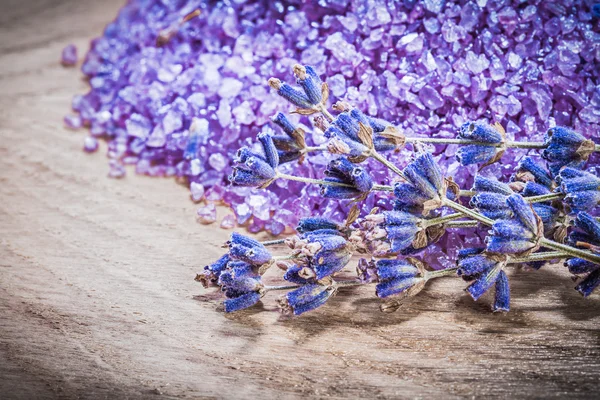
left=265, top=65, right=600, bottom=267
left=405, top=136, right=600, bottom=151
left=369, top=150, right=600, bottom=266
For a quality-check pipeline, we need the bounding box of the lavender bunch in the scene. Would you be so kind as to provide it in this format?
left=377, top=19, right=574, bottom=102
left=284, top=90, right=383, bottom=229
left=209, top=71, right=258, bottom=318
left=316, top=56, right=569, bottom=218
left=198, top=65, right=600, bottom=315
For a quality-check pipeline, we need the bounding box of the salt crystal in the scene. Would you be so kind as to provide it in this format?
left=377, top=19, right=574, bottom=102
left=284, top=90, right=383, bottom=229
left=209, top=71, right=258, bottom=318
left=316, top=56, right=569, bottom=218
left=234, top=203, right=252, bottom=225
left=232, top=101, right=255, bottom=125
left=466, top=51, right=490, bottom=74
left=220, top=215, right=236, bottom=229
left=125, top=114, right=151, bottom=139
left=327, top=74, right=346, bottom=97
left=146, top=125, right=166, bottom=148
left=418, top=86, right=445, bottom=110
left=64, top=114, right=82, bottom=129
left=197, top=204, right=217, bottom=224
left=162, top=110, right=183, bottom=134
left=218, top=78, right=243, bottom=98
left=83, top=136, right=98, bottom=153
left=579, top=106, right=600, bottom=124
left=365, top=5, right=391, bottom=27
left=423, top=18, right=440, bottom=34
left=507, top=52, right=522, bottom=69
left=216, top=99, right=232, bottom=127
left=423, top=0, right=445, bottom=14
left=61, top=44, right=78, bottom=66
left=324, top=32, right=358, bottom=62
left=208, top=153, right=227, bottom=171
left=190, top=182, right=205, bottom=202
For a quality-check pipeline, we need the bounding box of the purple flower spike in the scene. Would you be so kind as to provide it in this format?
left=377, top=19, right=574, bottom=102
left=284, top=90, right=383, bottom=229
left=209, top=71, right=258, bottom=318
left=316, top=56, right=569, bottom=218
left=486, top=194, right=543, bottom=256
left=394, top=152, right=446, bottom=215
left=364, top=211, right=421, bottom=254
left=280, top=284, right=334, bottom=315
left=294, top=65, right=323, bottom=106
left=575, top=269, right=600, bottom=297
left=542, top=127, right=595, bottom=176
left=492, top=270, right=510, bottom=312
left=565, top=212, right=600, bottom=297
left=321, top=157, right=373, bottom=199
left=458, top=249, right=508, bottom=308
left=268, top=78, right=313, bottom=109
left=271, top=113, right=306, bottom=164
left=196, top=254, right=231, bottom=288
left=512, top=157, right=554, bottom=189
left=456, top=249, right=497, bottom=277
left=227, top=232, right=272, bottom=266
left=456, top=121, right=505, bottom=166
left=374, top=258, right=425, bottom=299
left=297, top=217, right=341, bottom=234
left=224, top=292, right=262, bottom=313
left=470, top=175, right=514, bottom=220
left=292, top=230, right=352, bottom=280
left=558, top=168, right=600, bottom=212
left=257, top=132, right=280, bottom=170
left=283, top=265, right=317, bottom=285
left=230, top=133, right=280, bottom=188
left=218, top=262, right=263, bottom=312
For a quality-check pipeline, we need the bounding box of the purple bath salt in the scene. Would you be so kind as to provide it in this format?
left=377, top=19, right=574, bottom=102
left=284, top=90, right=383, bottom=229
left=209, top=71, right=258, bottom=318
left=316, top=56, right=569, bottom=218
left=63, top=0, right=600, bottom=239
left=197, top=203, right=217, bottom=224
left=83, top=136, right=99, bottom=153
left=61, top=44, right=78, bottom=66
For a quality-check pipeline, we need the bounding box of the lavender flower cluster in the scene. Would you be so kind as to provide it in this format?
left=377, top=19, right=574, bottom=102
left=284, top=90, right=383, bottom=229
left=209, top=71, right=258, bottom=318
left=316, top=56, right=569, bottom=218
left=64, top=0, right=600, bottom=249
left=199, top=63, right=600, bottom=314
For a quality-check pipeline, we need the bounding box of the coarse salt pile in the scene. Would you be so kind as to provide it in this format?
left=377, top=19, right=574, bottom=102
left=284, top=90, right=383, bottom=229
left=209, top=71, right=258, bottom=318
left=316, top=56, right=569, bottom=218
left=64, top=0, right=600, bottom=243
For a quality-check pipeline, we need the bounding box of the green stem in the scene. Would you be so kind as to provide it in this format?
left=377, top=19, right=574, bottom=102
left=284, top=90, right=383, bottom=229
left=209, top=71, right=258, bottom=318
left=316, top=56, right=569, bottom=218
left=369, top=150, right=406, bottom=179
left=509, top=251, right=566, bottom=264
left=273, top=254, right=298, bottom=261
left=405, top=138, right=479, bottom=145
left=423, top=213, right=464, bottom=227
left=261, top=239, right=286, bottom=246
left=425, top=267, right=458, bottom=279
left=373, top=184, right=394, bottom=192
left=525, top=192, right=564, bottom=203
left=265, top=284, right=302, bottom=291
left=334, top=279, right=367, bottom=287
left=316, top=104, right=335, bottom=122
left=442, top=199, right=495, bottom=226
left=446, top=220, right=479, bottom=228
left=265, top=279, right=367, bottom=292
left=304, top=145, right=328, bottom=153
left=459, top=190, right=476, bottom=197
left=404, top=137, right=547, bottom=149
left=276, top=172, right=393, bottom=191
left=539, top=238, right=600, bottom=265
left=505, top=141, right=547, bottom=149
left=277, top=173, right=351, bottom=187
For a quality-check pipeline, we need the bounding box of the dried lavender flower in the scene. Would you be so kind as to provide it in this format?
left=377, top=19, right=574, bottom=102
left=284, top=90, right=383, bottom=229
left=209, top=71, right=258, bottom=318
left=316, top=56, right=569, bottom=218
left=279, top=284, right=335, bottom=316
left=456, top=122, right=505, bottom=166
left=558, top=168, right=600, bottom=212
left=542, top=127, right=596, bottom=176
left=393, top=152, right=447, bottom=215
left=227, top=232, right=272, bottom=266
left=485, top=194, right=543, bottom=256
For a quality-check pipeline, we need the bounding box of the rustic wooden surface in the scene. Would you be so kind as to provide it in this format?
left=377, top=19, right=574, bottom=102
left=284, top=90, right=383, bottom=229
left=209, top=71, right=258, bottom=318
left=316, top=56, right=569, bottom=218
left=1, top=1, right=600, bottom=398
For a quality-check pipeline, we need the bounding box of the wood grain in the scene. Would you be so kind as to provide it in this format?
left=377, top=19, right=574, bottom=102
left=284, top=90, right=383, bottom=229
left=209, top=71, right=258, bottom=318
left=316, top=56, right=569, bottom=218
left=1, top=1, right=599, bottom=398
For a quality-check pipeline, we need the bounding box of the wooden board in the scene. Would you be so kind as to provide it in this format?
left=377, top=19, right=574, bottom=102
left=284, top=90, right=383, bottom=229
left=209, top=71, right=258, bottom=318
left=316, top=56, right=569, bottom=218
left=1, top=1, right=599, bottom=398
